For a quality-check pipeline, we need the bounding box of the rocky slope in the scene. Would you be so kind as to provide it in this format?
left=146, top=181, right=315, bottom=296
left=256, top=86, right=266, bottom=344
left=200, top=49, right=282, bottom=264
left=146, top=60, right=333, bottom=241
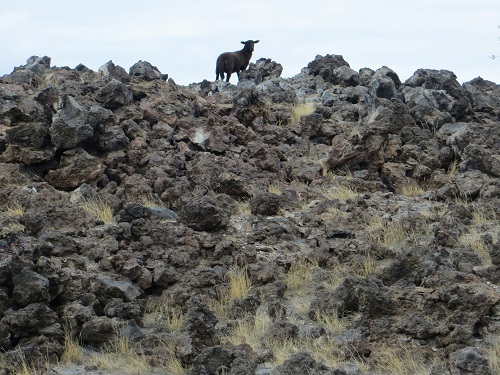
left=0, top=55, right=499, bottom=374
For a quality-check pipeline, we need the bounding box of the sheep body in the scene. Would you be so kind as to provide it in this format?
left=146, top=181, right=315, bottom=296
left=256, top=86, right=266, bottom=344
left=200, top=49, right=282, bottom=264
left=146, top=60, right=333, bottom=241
left=216, top=40, right=259, bottom=82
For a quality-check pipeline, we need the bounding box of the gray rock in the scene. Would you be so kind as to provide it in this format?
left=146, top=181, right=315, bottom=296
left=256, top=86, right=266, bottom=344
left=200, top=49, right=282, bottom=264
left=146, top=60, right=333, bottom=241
left=98, top=60, right=130, bottom=83
left=1, top=303, right=58, bottom=340
left=181, top=196, right=230, bottom=231
left=250, top=193, right=282, bottom=216
left=80, top=316, right=115, bottom=343
left=49, top=94, right=94, bottom=149
left=274, top=352, right=330, bottom=375
left=239, top=58, right=283, bottom=84
left=332, top=65, right=361, bottom=87
left=307, top=54, right=350, bottom=83
left=44, top=147, right=105, bottom=190
left=309, top=276, right=393, bottom=318
left=449, top=347, right=493, bottom=375
left=266, top=320, right=299, bottom=341
left=91, top=275, right=142, bottom=303
left=129, top=60, right=167, bottom=81
left=97, top=79, right=133, bottom=110
left=181, top=296, right=219, bottom=354
left=5, top=122, right=50, bottom=148
left=12, top=267, right=50, bottom=306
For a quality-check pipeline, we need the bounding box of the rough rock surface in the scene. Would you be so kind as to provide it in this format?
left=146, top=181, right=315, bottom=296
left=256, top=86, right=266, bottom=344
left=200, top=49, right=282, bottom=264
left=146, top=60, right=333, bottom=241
left=0, top=55, right=499, bottom=374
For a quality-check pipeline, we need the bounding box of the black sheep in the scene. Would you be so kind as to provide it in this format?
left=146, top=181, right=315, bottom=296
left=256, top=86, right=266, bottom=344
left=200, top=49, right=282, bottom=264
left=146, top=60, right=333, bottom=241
left=216, top=40, right=259, bottom=82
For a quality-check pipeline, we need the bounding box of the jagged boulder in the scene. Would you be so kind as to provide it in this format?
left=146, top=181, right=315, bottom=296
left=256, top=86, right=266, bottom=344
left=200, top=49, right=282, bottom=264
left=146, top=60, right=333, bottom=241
left=239, top=57, right=283, bottom=84
left=449, top=347, right=493, bottom=375
left=129, top=60, right=167, bottom=81
left=405, top=68, right=472, bottom=120
left=44, top=147, right=105, bottom=189
left=97, top=78, right=133, bottom=110
left=12, top=268, right=50, bottom=306
left=306, top=54, right=350, bottom=82
left=98, top=60, right=130, bottom=83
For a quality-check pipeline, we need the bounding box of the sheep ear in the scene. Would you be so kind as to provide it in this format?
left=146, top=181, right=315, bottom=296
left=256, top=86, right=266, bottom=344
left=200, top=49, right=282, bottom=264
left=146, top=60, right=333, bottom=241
left=241, top=41, right=245, bottom=44
left=254, top=40, right=260, bottom=43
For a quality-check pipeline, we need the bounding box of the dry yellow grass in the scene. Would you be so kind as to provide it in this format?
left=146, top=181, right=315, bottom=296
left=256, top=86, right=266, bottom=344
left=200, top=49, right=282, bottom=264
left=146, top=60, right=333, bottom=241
left=372, top=344, right=436, bottom=375
left=227, top=265, right=252, bottom=300
left=483, top=340, right=499, bottom=374
left=400, top=182, right=425, bottom=197
left=2, top=348, right=47, bottom=375
left=291, top=102, right=315, bottom=123
left=459, top=232, right=492, bottom=266
left=209, top=265, right=253, bottom=319
left=367, top=217, right=422, bottom=247
left=313, top=310, right=348, bottom=335
left=60, top=331, right=84, bottom=365
left=268, top=182, right=283, bottom=195
left=138, top=193, right=166, bottom=208
left=352, top=252, right=376, bottom=277
left=283, top=259, right=319, bottom=294
left=164, top=353, right=187, bottom=375
left=84, top=329, right=150, bottom=374
left=318, top=262, right=351, bottom=291
left=2, top=202, right=24, bottom=216
left=80, top=196, right=115, bottom=224
left=322, top=185, right=358, bottom=203
left=456, top=202, right=498, bottom=266
left=237, top=200, right=252, bottom=216
left=447, top=159, right=459, bottom=175
left=223, top=308, right=272, bottom=349
left=144, top=298, right=184, bottom=331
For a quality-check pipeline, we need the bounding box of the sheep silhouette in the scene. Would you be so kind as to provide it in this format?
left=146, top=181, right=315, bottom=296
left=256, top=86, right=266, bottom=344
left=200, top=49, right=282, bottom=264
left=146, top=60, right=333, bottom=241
left=216, top=40, right=259, bottom=82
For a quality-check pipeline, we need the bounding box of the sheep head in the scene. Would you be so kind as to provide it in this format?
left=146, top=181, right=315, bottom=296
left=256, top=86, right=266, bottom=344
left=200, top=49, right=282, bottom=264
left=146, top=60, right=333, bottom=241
left=241, top=40, right=260, bottom=52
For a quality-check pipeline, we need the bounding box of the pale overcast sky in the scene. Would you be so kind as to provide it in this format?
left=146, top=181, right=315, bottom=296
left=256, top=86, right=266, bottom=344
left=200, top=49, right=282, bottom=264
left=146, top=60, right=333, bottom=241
left=1, top=0, right=499, bottom=85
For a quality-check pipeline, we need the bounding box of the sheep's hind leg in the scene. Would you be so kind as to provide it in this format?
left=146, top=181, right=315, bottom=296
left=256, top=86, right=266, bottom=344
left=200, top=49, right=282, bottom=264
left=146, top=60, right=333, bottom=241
left=226, top=72, right=231, bottom=82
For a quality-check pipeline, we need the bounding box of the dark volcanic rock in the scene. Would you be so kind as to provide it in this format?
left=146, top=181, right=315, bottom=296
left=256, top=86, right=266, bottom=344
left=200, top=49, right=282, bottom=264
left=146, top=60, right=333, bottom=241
left=12, top=267, right=50, bottom=306
left=181, top=196, right=230, bottom=231
left=129, top=60, right=167, bottom=81
left=44, top=147, right=105, bottom=189
left=250, top=192, right=283, bottom=216
left=1, top=53, right=499, bottom=373
left=449, top=347, right=493, bottom=375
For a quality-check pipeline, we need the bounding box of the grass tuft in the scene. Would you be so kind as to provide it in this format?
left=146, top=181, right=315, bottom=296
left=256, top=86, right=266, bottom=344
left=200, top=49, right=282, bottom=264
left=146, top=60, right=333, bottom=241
left=291, top=102, right=315, bottom=123
left=2, top=202, right=24, bottom=217
left=372, top=344, right=436, bottom=375
left=144, top=298, right=184, bottom=332
left=80, top=196, right=115, bottom=224
left=400, top=182, right=425, bottom=197
left=284, top=259, right=319, bottom=293
left=321, top=185, right=358, bottom=203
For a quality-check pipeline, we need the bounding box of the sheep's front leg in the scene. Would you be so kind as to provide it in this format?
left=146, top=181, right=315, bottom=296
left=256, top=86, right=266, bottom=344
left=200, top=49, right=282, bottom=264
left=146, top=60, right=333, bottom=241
left=226, top=72, right=231, bottom=82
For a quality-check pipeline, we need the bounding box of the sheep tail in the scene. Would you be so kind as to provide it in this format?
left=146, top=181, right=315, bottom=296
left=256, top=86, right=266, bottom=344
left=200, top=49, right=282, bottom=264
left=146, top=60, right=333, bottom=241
left=216, top=57, right=225, bottom=80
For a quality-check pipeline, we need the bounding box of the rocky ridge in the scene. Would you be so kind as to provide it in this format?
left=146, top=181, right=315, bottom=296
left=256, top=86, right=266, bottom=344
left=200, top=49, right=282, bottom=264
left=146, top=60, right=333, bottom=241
left=0, top=55, right=499, bottom=374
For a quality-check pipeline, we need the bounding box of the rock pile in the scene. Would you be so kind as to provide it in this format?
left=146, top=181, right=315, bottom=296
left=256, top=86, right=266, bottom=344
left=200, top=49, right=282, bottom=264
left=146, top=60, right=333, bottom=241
left=0, top=54, right=499, bottom=374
